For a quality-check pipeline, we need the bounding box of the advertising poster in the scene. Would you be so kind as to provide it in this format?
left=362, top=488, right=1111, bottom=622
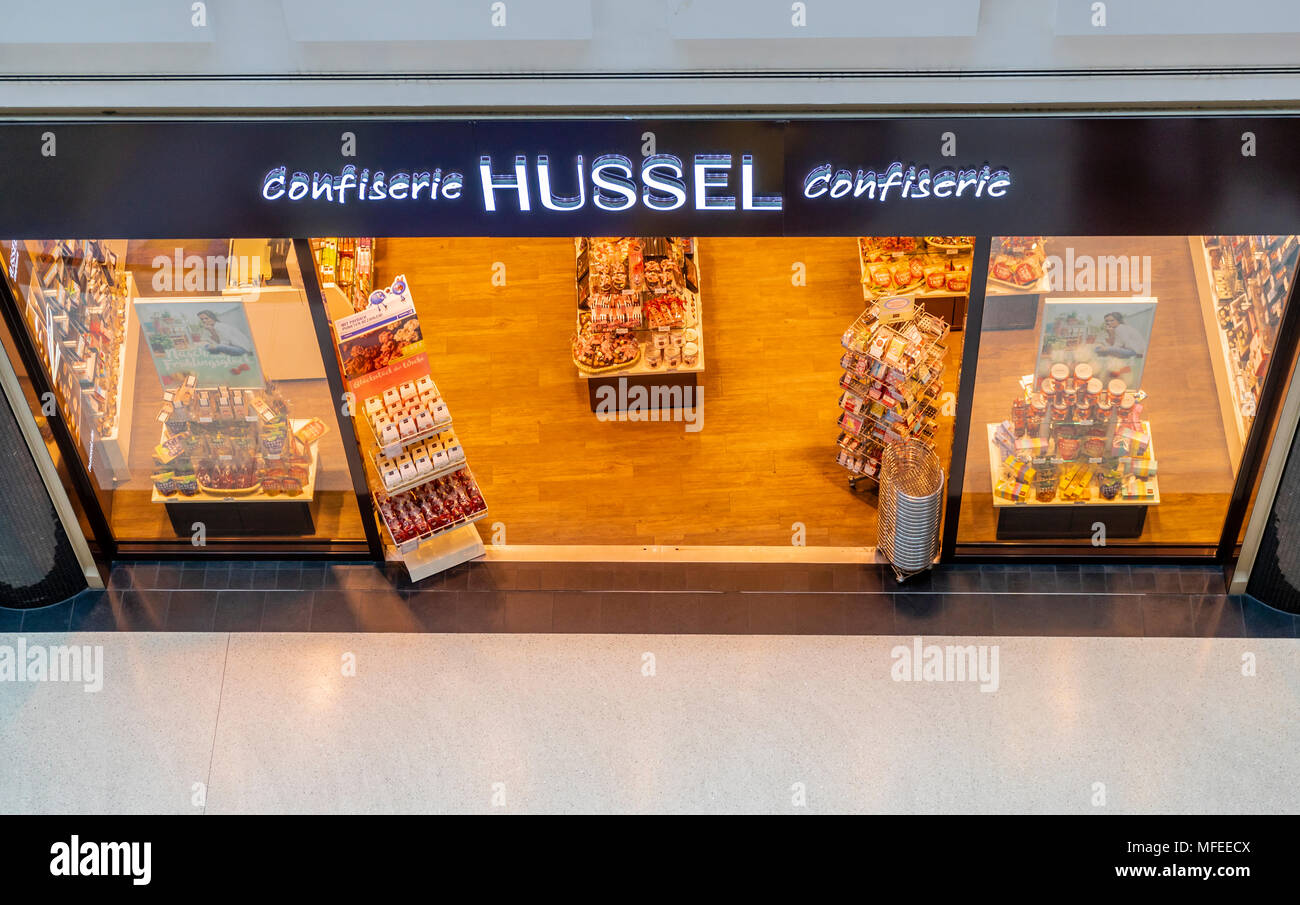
left=134, top=298, right=265, bottom=388
left=334, top=274, right=425, bottom=382
left=1035, top=296, right=1158, bottom=390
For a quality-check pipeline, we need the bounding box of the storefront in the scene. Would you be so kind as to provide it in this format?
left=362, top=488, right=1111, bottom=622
left=1, top=116, right=1296, bottom=582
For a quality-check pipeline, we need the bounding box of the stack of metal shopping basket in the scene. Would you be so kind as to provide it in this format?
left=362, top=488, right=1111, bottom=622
left=877, top=439, right=944, bottom=582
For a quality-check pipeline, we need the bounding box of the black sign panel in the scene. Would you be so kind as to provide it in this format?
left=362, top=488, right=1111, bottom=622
left=0, top=117, right=1298, bottom=238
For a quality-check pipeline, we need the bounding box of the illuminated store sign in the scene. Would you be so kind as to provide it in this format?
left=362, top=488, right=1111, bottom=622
left=802, top=162, right=1012, bottom=201
left=261, top=165, right=465, bottom=203
left=261, top=153, right=783, bottom=213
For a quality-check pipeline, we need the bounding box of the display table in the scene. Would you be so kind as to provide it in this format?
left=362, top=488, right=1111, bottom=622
left=575, top=238, right=704, bottom=412
left=858, top=239, right=970, bottom=330
left=151, top=419, right=321, bottom=537
left=986, top=422, right=1160, bottom=540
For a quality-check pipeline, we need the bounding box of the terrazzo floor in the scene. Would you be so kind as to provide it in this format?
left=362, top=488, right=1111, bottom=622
left=1, top=631, right=1296, bottom=814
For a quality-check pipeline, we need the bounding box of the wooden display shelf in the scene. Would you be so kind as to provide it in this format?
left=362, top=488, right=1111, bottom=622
left=1189, top=235, right=1248, bottom=468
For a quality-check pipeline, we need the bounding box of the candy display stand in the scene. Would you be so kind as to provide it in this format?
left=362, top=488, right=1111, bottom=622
left=573, top=237, right=704, bottom=412
left=835, top=298, right=949, bottom=487
left=336, top=274, right=490, bottom=581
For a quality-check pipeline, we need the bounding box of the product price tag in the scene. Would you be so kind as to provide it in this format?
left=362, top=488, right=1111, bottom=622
left=1088, top=457, right=1103, bottom=464
left=199, top=417, right=212, bottom=423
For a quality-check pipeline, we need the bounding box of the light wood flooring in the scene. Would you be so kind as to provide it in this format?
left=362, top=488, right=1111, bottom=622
left=377, top=237, right=965, bottom=548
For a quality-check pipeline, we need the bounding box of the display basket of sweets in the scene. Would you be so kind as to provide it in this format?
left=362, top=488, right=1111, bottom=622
left=924, top=236, right=976, bottom=251
left=197, top=479, right=263, bottom=497
left=572, top=328, right=641, bottom=374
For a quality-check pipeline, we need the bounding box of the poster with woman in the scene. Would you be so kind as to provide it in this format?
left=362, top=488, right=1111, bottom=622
left=134, top=298, right=265, bottom=388
left=1034, top=296, right=1158, bottom=390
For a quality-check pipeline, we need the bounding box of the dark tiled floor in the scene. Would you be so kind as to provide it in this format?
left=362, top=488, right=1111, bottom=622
left=1, top=560, right=1296, bottom=638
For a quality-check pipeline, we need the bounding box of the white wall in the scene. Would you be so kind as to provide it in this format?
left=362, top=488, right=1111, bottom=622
left=1, top=0, right=1299, bottom=111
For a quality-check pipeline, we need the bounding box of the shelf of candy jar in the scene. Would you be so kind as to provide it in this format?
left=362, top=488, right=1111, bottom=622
left=150, top=378, right=326, bottom=502
left=987, top=365, right=1159, bottom=507
left=311, top=237, right=375, bottom=312
left=374, top=466, right=489, bottom=554
left=571, top=236, right=703, bottom=376
left=858, top=236, right=973, bottom=301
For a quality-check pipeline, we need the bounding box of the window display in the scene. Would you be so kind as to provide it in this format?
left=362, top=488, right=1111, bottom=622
left=959, top=235, right=1299, bottom=548
left=1, top=237, right=369, bottom=550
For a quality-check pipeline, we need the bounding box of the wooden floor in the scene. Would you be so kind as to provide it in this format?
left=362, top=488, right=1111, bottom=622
left=958, top=235, right=1237, bottom=546
left=377, top=237, right=965, bottom=548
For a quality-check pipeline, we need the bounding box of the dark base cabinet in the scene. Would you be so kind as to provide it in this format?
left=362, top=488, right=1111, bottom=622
left=982, top=293, right=1040, bottom=331
left=995, top=504, right=1149, bottom=540
left=586, top=372, right=700, bottom=412
left=164, top=500, right=317, bottom=537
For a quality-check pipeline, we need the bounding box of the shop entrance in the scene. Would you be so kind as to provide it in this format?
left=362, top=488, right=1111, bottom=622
left=307, top=235, right=968, bottom=564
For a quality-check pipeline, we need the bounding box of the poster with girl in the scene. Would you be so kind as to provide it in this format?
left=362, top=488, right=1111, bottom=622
left=1035, top=296, right=1158, bottom=390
